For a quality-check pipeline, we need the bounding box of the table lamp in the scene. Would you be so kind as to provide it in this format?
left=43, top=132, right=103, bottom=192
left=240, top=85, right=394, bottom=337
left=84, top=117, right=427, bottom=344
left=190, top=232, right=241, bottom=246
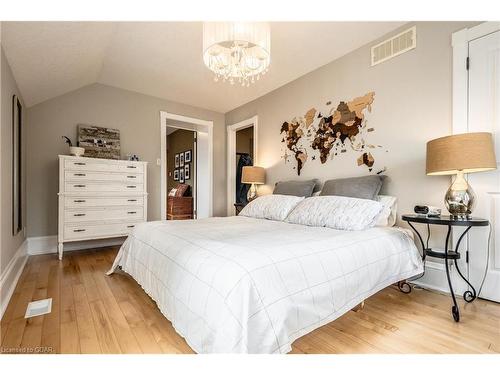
left=426, top=132, right=496, bottom=218
left=242, top=166, right=266, bottom=201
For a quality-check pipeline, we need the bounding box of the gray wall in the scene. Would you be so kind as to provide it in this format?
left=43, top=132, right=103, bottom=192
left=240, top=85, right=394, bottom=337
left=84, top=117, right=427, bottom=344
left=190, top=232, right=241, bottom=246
left=1, top=47, right=26, bottom=274
left=26, top=83, right=226, bottom=237
left=226, top=22, right=475, bottom=233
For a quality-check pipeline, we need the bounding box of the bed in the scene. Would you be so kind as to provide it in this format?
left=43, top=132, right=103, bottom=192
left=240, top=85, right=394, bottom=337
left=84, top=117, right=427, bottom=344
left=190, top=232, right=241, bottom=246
left=107, top=213, right=423, bottom=353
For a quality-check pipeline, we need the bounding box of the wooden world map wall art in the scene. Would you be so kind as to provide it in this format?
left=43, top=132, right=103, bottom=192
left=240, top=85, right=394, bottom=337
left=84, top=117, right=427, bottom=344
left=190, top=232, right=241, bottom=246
left=280, top=91, right=387, bottom=175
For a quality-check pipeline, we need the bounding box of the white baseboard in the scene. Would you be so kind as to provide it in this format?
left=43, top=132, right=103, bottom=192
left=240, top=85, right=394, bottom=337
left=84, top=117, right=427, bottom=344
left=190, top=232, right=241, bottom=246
left=27, top=235, right=125, bottom=256
left=0, top=240, right=28, bottom=320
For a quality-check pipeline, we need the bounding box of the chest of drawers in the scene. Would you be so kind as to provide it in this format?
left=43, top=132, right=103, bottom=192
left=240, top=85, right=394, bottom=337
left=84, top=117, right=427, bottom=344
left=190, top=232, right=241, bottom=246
left=57, top=155, right=148, bottom=260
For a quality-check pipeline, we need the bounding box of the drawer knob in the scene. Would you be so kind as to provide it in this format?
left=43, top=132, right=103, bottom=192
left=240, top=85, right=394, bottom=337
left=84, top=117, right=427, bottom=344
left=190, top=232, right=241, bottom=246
left=126, top=186, right=136, bottom=188
left=127, top=225, right=135, bottom=228
left=74, top=173, right=86, bottom=176
left=74, top=184, right=86, bottom=188
left=127, top=175, right=137, bottom=178
left=127, top=211, right=137, bottom=214
left=74, top=200, right=86, bottom=203
left=127, top=199, right=137, bottom=202
left=73, top=229, right=86, bottom=232
left=73, top=213, right=86, bottom=217
left=74, top=162, right=86, bottom=166
left=127, top=166, right=137, bottom=169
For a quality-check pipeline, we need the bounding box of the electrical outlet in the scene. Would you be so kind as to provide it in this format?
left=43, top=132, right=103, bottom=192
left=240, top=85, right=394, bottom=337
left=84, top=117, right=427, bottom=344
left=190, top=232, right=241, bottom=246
left=156, top=158, right=161, bottom=166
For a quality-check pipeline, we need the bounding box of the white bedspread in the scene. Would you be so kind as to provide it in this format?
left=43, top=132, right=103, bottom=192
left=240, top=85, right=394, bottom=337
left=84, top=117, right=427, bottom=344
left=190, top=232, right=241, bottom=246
left=108, top=216, right=423, bottom=353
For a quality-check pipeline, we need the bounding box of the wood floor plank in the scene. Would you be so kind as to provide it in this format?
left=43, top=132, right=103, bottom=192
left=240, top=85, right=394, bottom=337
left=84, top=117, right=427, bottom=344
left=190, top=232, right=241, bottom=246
left=72, top=284, right=101, bottom=353
left=39, top=260, right=61, bottom=353
left=89, top=300, right=121, bottom=353
left=60, top=260, right=80, bottom=354
left=2, top=247, right=500, bottom=354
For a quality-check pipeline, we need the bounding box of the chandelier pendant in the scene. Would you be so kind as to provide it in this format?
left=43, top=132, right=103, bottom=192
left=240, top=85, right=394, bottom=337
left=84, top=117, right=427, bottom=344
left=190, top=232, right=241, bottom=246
left=203, top=22, right=271, bottom=87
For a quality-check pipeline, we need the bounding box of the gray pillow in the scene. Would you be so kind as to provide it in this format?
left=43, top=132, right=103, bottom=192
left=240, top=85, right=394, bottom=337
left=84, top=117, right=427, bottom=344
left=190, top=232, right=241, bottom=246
left=320, top=175, right=386, bottom=200
left=273, top=180, right=317, bottom=197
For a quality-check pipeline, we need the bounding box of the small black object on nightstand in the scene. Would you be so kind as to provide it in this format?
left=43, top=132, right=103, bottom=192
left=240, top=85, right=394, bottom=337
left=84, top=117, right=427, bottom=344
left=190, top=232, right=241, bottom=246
left=401, top=214, right=489, bottom=322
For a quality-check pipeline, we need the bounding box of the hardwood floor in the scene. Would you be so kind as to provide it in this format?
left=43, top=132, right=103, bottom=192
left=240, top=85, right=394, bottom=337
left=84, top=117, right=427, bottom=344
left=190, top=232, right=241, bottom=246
left=1, top=247, right=499, bottom=354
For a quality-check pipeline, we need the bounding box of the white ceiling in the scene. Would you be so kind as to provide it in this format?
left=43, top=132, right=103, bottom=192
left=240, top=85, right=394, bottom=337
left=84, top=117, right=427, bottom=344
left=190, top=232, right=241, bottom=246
left=2, top=22, right=405, bottom=113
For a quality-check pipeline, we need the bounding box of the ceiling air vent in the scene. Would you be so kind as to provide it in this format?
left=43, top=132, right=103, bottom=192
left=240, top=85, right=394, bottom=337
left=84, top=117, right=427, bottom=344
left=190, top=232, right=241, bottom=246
left=371, top=26, right=416, bottom=66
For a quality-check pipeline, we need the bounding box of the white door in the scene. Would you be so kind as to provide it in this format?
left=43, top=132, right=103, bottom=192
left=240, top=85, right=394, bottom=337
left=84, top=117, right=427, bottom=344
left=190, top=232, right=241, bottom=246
left=468, top=30, right=500, bottom=302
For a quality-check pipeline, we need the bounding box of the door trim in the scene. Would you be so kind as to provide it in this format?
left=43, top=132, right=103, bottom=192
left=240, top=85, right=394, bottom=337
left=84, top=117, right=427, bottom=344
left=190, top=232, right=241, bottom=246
left=160, top=111, right=214, bottom=220
left=226, top=116, right=258, bottom=216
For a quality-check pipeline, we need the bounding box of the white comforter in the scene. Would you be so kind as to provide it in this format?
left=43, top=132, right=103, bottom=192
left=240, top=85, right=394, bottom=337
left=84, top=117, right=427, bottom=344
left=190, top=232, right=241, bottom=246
left=108, top=216, right=423, bottom=353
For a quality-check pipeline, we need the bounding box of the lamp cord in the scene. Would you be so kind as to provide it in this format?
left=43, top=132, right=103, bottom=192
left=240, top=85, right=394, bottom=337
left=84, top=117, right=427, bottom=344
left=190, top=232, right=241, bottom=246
left=477, top=222, right=492, bottom=298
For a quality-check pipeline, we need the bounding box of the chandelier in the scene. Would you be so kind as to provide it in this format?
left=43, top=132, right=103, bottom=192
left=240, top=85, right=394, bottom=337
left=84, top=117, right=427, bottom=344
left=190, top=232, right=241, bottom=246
left=203, top=22, right=271, bottom=87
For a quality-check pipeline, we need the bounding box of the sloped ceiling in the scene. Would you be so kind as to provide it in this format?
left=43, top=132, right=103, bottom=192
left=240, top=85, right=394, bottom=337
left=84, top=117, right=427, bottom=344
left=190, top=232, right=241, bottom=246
left=2, top=21, right=405, bottom=112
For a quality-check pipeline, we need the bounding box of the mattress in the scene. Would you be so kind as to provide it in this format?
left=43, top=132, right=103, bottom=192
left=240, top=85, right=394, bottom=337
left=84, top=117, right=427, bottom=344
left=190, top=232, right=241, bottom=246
left=107, top=216, right=423, bottom=353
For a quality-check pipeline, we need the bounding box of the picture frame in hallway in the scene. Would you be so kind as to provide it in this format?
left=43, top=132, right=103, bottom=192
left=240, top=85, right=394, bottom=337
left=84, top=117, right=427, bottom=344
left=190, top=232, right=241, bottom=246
left=184, top=149, right=192, bottom=163
left=175, top=154, right=180, bottom=168
left=174, top=169, right=179, bottom=181
left=179, top=168, right=185, bottom=183
left=184, top=163, right=190, bottom=180
left=180, top=152, right=185, bottom=167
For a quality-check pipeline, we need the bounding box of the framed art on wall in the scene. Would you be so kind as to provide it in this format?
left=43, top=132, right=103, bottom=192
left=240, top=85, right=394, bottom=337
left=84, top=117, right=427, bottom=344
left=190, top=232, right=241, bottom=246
left=184, top=163, right=190, bottom=180
left=184, top=149, right=192, bottom=163
left=180, top=152, right=185, bottom=167
left=77, top=124, right=121, bottom=159
left=175, top=154, right=180, bottom=168
left=179, top=168, right=185, bottom=183
left=174, top=169, right=179, bottom=181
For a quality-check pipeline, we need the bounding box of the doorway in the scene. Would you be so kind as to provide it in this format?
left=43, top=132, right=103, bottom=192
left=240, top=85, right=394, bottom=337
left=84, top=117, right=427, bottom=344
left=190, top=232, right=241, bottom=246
left=227, top=116, right=258, bottom=216
left=235, top=126, right=254, bottom=205
left=160, top=112, right=213, bottom=220
left=166, top=127, right=197, bottom=219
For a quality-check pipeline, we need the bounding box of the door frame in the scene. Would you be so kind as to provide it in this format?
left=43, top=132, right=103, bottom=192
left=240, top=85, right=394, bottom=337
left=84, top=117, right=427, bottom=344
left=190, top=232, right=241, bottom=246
left=160, top=111, right=214, bottom=220
left=226, top=115, right=258, bottom=216
left=452, top=22, right=500, bottom=299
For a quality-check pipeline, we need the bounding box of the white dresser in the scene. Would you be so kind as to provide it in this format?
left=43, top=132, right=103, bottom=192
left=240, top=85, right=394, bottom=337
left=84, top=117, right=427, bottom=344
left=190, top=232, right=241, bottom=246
left=58, top=155, right=148, bottom=260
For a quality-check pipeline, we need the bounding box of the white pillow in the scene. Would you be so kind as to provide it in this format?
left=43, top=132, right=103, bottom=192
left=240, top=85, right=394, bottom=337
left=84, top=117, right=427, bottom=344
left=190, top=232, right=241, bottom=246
left=239, top=194, right=305, bottom=221
left=375, top=195, right=398, bottom=227
left=286, top=195, right=384, bottom=231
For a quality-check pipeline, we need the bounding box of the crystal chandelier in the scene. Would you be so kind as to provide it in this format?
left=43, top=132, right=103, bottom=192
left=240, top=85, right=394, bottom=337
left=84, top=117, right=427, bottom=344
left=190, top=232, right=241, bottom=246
left=203, top=22, right=271, bottom=87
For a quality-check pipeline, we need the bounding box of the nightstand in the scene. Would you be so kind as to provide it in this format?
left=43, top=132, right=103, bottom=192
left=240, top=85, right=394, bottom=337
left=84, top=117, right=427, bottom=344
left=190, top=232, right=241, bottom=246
left=234, top=203, right=247, bottom=215
left=402, top=214, right=489, bottom=322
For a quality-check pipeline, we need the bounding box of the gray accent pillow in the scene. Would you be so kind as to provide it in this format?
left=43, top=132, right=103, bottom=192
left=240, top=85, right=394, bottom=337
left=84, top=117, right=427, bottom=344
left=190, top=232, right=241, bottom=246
left=320, top=175, right=386, bottom=200
left=273, top=180, right=317, bottom=197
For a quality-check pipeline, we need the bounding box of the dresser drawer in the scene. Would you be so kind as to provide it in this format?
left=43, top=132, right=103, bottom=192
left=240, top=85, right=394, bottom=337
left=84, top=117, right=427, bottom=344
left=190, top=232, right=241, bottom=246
left=65, top=170, right=144, bottom=183
left=64, top=159, right=144, bottom=174
left=65, top=182, right=144, bottom=193
left=64, top=222, right=139, bottom=241
left=65, top=196, right=144, bottom=208
left=65, top=207, right=144, bottom=223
